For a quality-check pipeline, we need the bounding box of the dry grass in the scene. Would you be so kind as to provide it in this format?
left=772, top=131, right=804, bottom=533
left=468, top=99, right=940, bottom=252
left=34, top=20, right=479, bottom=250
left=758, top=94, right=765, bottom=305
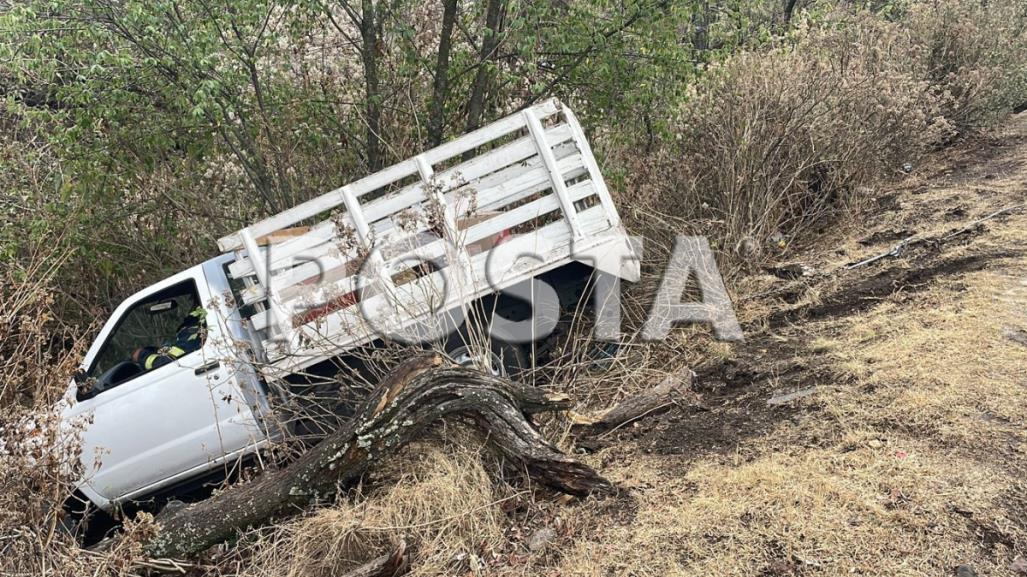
left=4, top=4, right=1026, bottom=575
left=215, top=216, right=1027, bottom=577
left=556, top=443, right=1016, bottom=576
left=819, top=271, right=1027, bottom=445
left=228, top=439, right=513, bottom=577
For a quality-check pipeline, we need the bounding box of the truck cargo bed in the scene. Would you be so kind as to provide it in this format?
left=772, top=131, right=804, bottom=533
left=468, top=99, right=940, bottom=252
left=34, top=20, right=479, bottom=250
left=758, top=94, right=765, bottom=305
left=217, top=99, right=638, bottom=378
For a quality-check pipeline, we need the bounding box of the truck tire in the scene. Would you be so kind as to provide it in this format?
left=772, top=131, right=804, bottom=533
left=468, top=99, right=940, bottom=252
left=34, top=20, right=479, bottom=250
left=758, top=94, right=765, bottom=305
left=445, top=339, right=529, bottom=378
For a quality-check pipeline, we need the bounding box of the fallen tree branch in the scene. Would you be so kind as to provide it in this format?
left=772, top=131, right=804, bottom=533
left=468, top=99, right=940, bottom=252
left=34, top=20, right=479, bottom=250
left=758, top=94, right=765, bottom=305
left=573, top=372, right=696, bottom=436
left=107, top=354, right=610, bottom=560
left=341, top=540, right=410, bottom=577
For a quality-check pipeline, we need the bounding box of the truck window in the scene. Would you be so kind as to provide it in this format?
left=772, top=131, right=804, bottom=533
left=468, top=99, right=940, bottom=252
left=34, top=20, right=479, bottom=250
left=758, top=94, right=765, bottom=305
left=222, top=261, right=257, bottom=320
left=86, top=280, right=206, bottom=389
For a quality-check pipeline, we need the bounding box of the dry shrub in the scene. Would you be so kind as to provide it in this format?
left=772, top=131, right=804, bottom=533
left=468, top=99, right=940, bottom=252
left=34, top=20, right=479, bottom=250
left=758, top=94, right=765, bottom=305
left=0, top=400, right=84, bottom=577
left=0, top=249, right=80, bottom=406
left=231, top=440, right=510, bottom=577
left=658, top=15, right=946, bottom=263
left=906, top=0, right=1027, bottom=134
left=0, top=118, right=162, bottom=574
left=619, top=0, right=1027, bottom=266
left=0, top=241, right=155, bottom=576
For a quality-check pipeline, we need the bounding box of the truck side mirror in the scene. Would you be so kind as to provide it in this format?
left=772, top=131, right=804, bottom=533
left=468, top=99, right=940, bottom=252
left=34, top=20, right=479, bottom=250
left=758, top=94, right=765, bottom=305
left=72, top=368, right=94, bottom=401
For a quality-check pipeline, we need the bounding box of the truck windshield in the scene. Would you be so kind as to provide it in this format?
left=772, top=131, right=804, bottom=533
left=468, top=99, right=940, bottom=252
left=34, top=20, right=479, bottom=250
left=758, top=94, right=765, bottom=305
left=87, top=280, right=204, bottom=381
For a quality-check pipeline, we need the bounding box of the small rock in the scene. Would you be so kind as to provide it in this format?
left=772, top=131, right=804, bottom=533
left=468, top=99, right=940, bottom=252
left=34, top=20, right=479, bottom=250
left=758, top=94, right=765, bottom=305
left=766, top=263, right=814, bottom=280
left=526, top=527, right=556, bottom=552
left=162, top=499, right=187, bottom=516
left=946, top=206, right=968, bottom=219
left=576, top=437, right=609, bottom=454
left=767, top=386, right=817, bottom=406
left=868, top=439, right=883, bottom=449
left=1011, top=556, right=1027, bottom=575
left=1003, top=327, right=1027, bottom=347
left=956, top=565, right=977, bottom=577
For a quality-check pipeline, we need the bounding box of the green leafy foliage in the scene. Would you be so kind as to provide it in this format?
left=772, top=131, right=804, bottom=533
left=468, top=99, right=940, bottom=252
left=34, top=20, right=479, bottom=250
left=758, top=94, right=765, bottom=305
left=0, top=0, right=1023, bottom=324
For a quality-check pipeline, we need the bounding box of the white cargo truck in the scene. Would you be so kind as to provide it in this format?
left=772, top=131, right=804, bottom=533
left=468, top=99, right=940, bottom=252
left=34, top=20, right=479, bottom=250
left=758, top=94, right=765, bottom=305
left=60, top=99, right=639, bottom=522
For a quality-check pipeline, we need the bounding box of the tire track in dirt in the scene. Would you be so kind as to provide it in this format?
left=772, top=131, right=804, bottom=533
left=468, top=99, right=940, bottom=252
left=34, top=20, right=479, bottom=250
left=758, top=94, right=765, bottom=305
left=624, top=221, right=1026, bottom=460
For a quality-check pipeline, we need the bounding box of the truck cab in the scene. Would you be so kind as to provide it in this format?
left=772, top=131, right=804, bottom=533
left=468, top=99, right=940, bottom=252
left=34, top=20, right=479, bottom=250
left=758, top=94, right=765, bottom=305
left=63, top=254, right=277, bottom=512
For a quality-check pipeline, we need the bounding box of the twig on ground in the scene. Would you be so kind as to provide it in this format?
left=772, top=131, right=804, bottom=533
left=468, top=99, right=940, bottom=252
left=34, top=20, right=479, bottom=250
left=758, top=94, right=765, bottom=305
left=573, top=371, right=697, bottom=437
left=846, top=203, right=1024, bottom=269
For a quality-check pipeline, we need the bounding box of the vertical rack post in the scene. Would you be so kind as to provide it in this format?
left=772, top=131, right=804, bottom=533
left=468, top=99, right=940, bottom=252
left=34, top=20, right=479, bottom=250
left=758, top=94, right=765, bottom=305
left=340, top=185, right=396, bottom=296
left=240, top=227, right=294, bottom=351
left=415, top=154, right=474, bottom=298
left=522, top=107, right=584, bottom=239
left=561, top=106, right=621, bottom=229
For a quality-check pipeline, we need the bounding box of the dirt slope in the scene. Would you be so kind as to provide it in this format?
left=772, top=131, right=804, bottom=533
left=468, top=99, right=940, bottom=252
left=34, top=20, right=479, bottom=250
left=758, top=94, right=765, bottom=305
left=551, top=113, right=1027, bottom=576
left=235, top=114, right=1026, bottom=577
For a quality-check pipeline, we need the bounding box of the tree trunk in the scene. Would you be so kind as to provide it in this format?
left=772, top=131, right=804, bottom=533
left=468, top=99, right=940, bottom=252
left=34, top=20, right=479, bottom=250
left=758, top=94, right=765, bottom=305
left=693, top=0, right=710, bottom=52
left=135, top=355, right=611, bottom=559
left=782, top=0, right=799, bottom=24
left=464, top=0, right=505, bottom=141
left=360, top=0, right=383, bottom=171
left=427, top=0, right=459, bottom=147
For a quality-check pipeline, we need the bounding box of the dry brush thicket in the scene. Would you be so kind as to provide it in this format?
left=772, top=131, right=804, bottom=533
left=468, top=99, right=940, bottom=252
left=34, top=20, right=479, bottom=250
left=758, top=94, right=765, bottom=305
left=617, top=1, right=1027, bottom=264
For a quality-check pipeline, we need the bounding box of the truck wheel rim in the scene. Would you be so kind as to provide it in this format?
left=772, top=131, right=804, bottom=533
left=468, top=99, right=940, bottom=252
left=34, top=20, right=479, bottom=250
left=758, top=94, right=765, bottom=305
left=448, top=346, right=505, bottom=377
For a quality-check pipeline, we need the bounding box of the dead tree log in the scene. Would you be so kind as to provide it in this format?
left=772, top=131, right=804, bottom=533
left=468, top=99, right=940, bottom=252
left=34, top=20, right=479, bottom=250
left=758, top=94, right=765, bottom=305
left=138, top=354, right=611, bottom=559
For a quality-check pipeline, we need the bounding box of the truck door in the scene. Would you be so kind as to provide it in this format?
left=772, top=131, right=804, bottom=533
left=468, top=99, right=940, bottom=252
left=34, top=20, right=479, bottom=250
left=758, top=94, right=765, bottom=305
left=66, top=267, right=265, bottom=506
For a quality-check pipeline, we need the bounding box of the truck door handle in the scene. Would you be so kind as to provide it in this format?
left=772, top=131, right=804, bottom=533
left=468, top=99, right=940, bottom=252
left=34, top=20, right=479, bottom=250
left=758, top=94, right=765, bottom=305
left=194, top=360, right=221, bottom=375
